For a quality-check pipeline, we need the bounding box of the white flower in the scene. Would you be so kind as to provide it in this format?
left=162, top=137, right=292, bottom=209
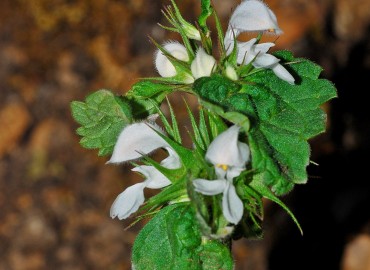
left=108, top=116, right=181, bottom=220
left=226, top=0, right=282, bottom=42
left=191, top=48, right=216, bottom=79
left=224, top=0, right=295, bottom=84
left=110, top=164, right=172, bottom=220
left=155, top=42, right=193, bottom=83
left=193, top=125, right=250, bottom=224
left=234, top=38, right=295, bottom=84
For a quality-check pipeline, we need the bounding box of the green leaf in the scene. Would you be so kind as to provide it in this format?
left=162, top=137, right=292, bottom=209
left=199, top=240, right=234, bottom=270
left=193, top=53, right=337, bottom=195
left=132, top=204, right=233, bottom=270
left=127, top=80, right=174, bottom=99
left=70, top=89, right=132, bottom=156
left=125, top=80, right=175, bottom=119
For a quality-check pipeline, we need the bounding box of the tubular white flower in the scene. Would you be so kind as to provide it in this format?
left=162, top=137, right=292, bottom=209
left=224, top=1, right=295, bottom=84
left=155, top=42, right=189, bottom=78
left=229, top=37, right=295, bottom=84
left=193, top=125, right=250, bottom=224
left=109, top=116, right=181, bottom=220
left=110, top=149, right=179, bottom=220
left=191, top=48, right=216, bottom=79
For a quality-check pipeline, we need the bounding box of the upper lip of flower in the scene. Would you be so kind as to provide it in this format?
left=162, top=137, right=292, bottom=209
left=227, top=0, right=282, bottom=36
left=107, top=116, right=177, bottom=164
left=205, top=125, right=250, bottom=169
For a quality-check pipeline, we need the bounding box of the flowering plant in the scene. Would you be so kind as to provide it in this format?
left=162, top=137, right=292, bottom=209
left=71, top=0, right=336, bottom=269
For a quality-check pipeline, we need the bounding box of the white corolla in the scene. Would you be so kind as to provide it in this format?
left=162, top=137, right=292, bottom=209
left=108, top=117, right=181, bottom=220
left=224, top=0, right=295, bottom=84
left=193, top=125, right=250, bottom=224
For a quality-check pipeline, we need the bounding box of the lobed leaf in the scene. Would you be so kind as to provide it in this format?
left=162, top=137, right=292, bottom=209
left=193, top=52, right=337, bottom=195
left=70, top=90, right=132, bottom=156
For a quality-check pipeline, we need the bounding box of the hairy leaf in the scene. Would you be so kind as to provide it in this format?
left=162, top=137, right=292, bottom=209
left=193, top=52, right=337, bottom=195
left=70, top=90, right=132, bottom=156
left=132, top=204, right=233, bottom=270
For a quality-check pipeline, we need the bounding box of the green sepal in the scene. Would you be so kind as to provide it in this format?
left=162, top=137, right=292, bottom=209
left=162, top=1, right=195, bottom=59
left=234, top=170, right=264, bottom=240
left=70, top=89, right=132, bottom=156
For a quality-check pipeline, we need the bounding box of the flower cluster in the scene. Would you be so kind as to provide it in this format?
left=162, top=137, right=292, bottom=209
left=110, top=118, right=249, bottom=224
left=108, top=0, right=295, bottom=226
left=70, top=0, right=336, bottom=267
left=154, top=0, right=294, bottom=84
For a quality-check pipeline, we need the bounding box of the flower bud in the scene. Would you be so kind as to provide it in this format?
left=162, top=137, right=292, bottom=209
left=191, top=48, right=216, bottom=79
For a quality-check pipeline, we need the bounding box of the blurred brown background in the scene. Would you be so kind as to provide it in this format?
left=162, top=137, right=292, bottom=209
left=0, top=0, right=370, bottom=269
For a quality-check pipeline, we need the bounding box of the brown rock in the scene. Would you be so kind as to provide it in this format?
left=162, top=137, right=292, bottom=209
left=0, top=101, right=31, bottom=158
left=335, top=0, right=370, bottom=41
left=342, top=234, right=370, bottom=270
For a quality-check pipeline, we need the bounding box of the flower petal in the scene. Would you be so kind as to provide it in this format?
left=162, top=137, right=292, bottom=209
left=271, top=63, right=295, bottom=84
left=206, top=125, right=250, bottom=168
left=110, top=183, right=146, bottom=220
left=108, top=121, right=168, bottom=164
left=228, top=0, right=282, bottom=35
left=193, top=179, right=227, bottom=195
left=155, top=42, right=189, bottom=78
left=132, top=165, right=171, bottom=189
left=160, top=147, right=181, bottom=169
left=254, top=42, right=275, bottom=54
left=191, top=48, right=216, bottom=79
left=253, top=53, right=280, bottom=68
left=235, top=38, right=257, bottom=65
left=222, top=182, right=244, bottom=224
left=225, top=165, right=245, bottom=181
left=225, top=64, right=238, bottom=81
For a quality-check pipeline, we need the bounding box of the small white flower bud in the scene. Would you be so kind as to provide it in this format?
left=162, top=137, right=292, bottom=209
left=191, top=48, right=216, bottom=79
left=155, top=42, right=189, bottom=78
left=225, top=65, right=238, bottom=81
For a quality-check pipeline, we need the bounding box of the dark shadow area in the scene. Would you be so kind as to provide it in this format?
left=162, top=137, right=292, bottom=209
left=268, top=27, right=370, bottom=270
